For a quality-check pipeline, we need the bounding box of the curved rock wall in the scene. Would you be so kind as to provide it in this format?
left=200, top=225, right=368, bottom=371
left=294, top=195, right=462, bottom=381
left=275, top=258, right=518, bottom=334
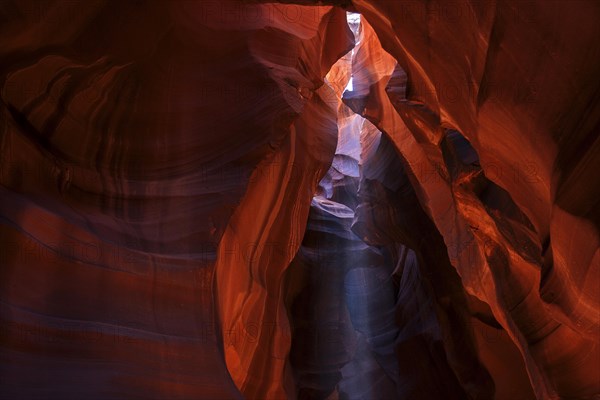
left=1, top=1, right=598, bottom=399
left=0, top=2, right=352, bottom=399
left=343, top=2, right=600, bottom=398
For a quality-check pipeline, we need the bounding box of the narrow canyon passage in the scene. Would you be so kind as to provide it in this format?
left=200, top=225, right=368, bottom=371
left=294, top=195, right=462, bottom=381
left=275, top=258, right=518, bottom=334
left=286, top=33, right=404, bottom=393
left=284, top=15, right=536, bottom=399
left=0, top=1, right=598, bottom=400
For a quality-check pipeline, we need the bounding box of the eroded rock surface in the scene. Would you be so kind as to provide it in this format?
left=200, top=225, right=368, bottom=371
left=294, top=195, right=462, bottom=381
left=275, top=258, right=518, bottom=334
left=1, top=1, right=598, bottom=399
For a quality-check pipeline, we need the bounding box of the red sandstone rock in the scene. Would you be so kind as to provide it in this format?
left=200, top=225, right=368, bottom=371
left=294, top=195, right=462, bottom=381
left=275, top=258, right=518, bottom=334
left=0, top=1, right=598, bottom=399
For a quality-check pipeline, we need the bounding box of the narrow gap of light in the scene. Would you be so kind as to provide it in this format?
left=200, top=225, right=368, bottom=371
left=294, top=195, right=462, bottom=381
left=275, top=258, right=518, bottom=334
left=344, top=12, right=361, bottom=93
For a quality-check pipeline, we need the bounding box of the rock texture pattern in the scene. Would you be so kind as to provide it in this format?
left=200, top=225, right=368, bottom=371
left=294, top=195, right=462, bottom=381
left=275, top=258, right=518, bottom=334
left=0, top=2, right=351, bottom=398
left=337, top=3, right=600, bottom=399
left=0, top=1, right=598, bottom=399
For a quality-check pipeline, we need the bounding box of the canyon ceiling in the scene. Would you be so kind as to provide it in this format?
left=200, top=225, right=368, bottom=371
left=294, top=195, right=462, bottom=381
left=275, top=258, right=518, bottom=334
left=0, top=1, right=599, bottom=399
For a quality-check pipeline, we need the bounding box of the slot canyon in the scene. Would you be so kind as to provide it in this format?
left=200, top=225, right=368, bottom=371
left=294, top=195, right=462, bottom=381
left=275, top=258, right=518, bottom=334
left=0, top=1, right=599, bottom=399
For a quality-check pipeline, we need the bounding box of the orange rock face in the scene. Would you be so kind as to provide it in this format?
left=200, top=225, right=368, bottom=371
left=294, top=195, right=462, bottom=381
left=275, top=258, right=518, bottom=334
left=0, top=1, right=598, bottom=399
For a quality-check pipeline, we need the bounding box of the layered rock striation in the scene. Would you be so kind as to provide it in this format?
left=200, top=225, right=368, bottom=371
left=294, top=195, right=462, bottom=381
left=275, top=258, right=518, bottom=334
left=0, top=1, right=598, bottom=399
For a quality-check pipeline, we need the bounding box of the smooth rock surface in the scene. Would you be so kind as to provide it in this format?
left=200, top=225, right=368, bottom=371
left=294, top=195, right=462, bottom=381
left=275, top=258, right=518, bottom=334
left=1, top=1, right=598, bottom=399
